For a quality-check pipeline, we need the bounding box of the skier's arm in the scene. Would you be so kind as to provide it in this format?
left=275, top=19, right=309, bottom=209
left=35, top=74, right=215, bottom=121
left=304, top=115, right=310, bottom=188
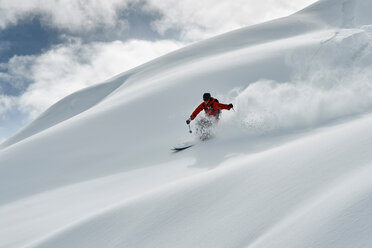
left=213, top=102, right=232, bottom=110
left=190, top=103, right=204, bottom=120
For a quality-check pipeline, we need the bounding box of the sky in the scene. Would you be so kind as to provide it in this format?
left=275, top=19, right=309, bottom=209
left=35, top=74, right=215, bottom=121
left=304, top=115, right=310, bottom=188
left=0, top=0, right=318, bottom=142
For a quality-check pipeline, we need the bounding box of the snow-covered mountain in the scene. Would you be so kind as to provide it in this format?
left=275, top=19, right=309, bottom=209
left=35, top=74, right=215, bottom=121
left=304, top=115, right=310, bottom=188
left=1, top=0, right=372, bottom=247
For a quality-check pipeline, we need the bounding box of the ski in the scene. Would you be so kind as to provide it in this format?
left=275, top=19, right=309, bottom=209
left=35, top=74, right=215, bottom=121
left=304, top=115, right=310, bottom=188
left=171, top=135, right=213, bottom=153
left=171, top=143, right=194, bottom=152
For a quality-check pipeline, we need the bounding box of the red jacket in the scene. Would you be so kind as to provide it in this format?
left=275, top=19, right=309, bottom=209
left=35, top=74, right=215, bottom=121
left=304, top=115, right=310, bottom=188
left=190, top=98, right=231, bottom=120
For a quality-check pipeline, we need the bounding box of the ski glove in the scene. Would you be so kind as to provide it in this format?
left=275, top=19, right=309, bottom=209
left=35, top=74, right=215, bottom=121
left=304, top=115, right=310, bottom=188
left=228, top=103, right=233, bottom=109
left=186, top=118, right=191, bottom=125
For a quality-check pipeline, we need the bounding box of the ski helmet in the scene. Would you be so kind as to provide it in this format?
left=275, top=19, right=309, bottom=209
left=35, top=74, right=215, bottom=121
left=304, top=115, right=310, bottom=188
left=203, top=93, right=211, bottom=100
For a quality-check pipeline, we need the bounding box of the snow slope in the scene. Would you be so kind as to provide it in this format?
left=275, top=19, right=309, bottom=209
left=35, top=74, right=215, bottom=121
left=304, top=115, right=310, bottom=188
left=1, top=0, right=372, bottom=247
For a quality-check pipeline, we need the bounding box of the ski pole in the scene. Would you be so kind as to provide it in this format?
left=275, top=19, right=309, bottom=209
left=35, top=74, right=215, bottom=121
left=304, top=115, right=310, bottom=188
left=188, top=124, right=192, bottom=133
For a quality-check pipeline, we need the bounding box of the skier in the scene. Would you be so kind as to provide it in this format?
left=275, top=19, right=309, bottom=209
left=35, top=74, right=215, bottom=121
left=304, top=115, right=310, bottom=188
left=186, top=93, right=233, bottom=140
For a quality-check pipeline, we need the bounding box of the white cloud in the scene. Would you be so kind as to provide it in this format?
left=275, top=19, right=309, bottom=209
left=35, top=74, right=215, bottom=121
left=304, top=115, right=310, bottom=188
left=0, top=95, right=16, bottom=116
left=5, top=39, right=185, bottom=118
left=0, top=0, right=318, bottom=39
left=145, top=0, right=318, bottom=41
left=0, top=0, right=137, bottom=31
left=0, top=94, right=18, bottom=141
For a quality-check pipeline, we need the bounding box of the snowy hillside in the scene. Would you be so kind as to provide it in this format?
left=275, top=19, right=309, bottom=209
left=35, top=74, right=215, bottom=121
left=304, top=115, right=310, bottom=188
left=1, top=0, right=372, bottom=247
